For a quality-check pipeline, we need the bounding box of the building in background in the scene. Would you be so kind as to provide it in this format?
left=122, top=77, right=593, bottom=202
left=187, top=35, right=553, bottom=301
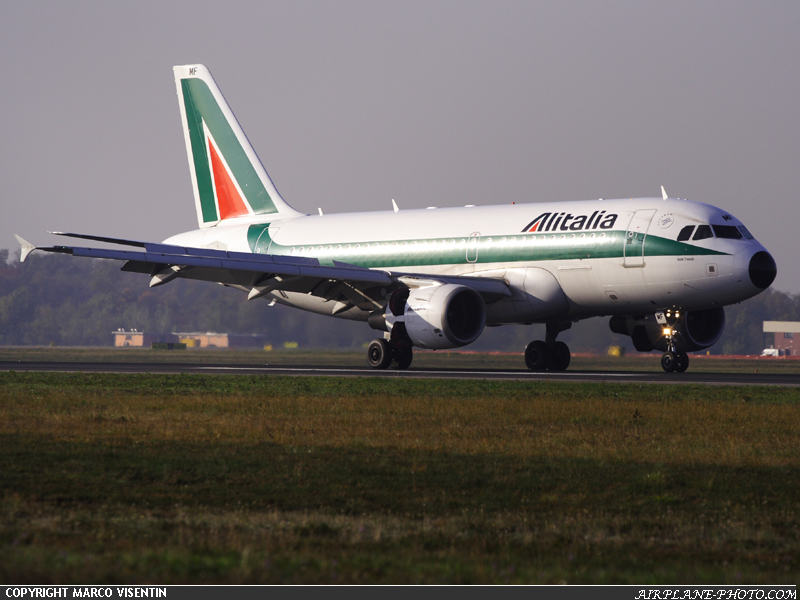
left=762, top=321, right=800, bottom=356
left=112, top=330, right=268, bottom=349
left=113, top=329, right=177, bottom=347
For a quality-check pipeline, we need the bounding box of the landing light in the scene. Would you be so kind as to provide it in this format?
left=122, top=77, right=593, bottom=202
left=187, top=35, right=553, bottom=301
left=663, top=328, right=672, bottom=336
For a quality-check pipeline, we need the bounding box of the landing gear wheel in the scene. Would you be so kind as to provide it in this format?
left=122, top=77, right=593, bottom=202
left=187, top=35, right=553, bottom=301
left=661, top=351, right=677, bottom=373
left=547, top=341, right=571, bottom=372
left=391, top=346, right=413, bottom=370
left=524, top=340, right=548, bottom=371
left=675, top=352, right=689, bottom=373
left=367, top=338, right=393, bottom=369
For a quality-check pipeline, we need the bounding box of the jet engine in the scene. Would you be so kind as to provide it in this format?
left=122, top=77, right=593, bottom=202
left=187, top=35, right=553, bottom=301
left=369, top=284, right=486, bottom=349
left=609, top=307, right=726, bottom=353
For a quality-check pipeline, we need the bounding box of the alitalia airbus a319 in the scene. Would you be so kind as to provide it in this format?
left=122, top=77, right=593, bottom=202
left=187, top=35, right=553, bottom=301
left=16, top=64, right=777, bottom=373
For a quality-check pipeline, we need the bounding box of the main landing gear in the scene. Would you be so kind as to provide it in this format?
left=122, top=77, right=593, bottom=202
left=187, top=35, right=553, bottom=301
left=525, top=321, right=572, bottom=372
left=658, top=310, right=689, bottom=373
left=367, top=338, right=413, bottom=370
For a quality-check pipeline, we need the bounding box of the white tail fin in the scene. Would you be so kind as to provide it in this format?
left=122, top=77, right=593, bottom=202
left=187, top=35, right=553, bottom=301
left=173, top=65, right=302, bottom=228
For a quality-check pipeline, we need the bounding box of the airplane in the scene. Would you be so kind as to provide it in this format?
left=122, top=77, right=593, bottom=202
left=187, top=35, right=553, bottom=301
left=16, top=64, right=777, bottom=373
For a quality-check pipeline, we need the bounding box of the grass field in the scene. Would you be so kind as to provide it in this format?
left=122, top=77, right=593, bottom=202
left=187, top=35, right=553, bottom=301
left=0, top=370, right=798, bottom=584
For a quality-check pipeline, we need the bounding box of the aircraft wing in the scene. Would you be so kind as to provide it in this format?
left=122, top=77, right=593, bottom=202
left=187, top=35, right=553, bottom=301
left=16, top=234, right=510, bottom=312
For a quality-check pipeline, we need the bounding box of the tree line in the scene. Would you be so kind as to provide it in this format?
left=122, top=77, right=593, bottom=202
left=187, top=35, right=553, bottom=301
left=0, top=250, right=796, bottom=354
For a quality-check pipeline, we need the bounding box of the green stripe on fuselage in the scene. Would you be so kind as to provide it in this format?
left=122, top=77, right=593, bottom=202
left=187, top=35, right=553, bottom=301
left=181, top=78, right=278, bottom=218
left=247, top=225, right=727, bottom=269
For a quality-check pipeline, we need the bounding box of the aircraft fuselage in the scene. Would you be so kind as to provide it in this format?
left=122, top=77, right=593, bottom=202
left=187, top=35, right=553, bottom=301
left=164, top=196, right=771, bottom=323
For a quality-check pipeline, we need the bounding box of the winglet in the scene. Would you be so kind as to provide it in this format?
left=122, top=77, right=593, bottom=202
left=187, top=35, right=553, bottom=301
left=661, top=186, right=669, bottom=201
left=391, top=199, right=399, bottom=213
left=14, top=235, right=36, bottom=262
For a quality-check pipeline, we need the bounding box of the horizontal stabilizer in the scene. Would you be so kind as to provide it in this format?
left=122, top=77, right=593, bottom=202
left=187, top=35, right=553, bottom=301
left=49, top=232, right=147, bottom=248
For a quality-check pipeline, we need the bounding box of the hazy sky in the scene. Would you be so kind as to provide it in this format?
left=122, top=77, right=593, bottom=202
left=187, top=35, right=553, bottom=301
left=3, top=1, right=799, bottom=291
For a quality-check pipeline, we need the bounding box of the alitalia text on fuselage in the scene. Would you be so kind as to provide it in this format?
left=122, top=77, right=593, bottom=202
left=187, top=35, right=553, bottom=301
left=522, top=210, right=618, bottom=233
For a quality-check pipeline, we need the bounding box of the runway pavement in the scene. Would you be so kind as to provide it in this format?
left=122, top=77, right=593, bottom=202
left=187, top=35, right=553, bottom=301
left=1, top=360, right=799, bottom=386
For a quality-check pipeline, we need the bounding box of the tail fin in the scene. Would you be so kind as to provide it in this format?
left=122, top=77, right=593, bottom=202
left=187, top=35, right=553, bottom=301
left=173, top=64, right=301, bottom=227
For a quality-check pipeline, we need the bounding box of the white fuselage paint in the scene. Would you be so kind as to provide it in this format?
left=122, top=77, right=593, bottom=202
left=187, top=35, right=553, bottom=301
left=163, top=197, right=770, bottom=324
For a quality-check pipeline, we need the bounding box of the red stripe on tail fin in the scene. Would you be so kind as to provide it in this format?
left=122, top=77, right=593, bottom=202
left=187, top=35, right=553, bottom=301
left=208, top=138, right=249, bottom=220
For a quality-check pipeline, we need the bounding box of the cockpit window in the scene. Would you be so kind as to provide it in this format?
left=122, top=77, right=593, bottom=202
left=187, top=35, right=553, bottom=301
left=738, top=226, right=754, bottom=239
left=712, top=225, right=743, bottom=239
left=692, top=225, right=714, bottom=241
left=677, top=225, right=695, bottom=242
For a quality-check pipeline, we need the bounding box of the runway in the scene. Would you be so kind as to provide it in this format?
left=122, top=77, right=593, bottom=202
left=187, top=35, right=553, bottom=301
left=2, top=360, right=799, bottom=386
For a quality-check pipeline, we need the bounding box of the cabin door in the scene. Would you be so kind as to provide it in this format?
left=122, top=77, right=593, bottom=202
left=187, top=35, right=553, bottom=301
left=623, top=209, right=656, bottom=267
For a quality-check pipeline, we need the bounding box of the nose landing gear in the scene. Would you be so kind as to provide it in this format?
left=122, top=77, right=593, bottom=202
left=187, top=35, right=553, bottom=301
left=658, top=310, right=689, bottom=373
left=660, top=350, right=689, bottom=373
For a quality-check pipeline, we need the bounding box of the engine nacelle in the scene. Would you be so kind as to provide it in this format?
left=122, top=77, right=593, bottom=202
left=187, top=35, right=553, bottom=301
left=369, top=284, right=486, bottom=349
left=609, top=307, right=726, bottom=353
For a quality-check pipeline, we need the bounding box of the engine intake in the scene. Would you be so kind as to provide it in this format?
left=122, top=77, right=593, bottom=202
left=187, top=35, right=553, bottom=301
left=683, top=307, right=726, bottom=350
left=609, top=307, right=726, bottom=353
left=370, top=284, right=486, bottom=349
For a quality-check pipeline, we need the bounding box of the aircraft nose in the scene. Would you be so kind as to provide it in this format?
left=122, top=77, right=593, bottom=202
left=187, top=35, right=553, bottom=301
left=748, top=251, right=777, bottom=289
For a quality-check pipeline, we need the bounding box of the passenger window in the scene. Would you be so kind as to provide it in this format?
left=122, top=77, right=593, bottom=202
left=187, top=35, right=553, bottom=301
left=677, top=226, right=695, bottom=242
left=693, top=225, right=713, bottom=241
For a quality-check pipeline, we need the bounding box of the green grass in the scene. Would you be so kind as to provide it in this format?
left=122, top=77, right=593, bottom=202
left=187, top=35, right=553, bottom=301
left=0, top=372, right=798, bottom=583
